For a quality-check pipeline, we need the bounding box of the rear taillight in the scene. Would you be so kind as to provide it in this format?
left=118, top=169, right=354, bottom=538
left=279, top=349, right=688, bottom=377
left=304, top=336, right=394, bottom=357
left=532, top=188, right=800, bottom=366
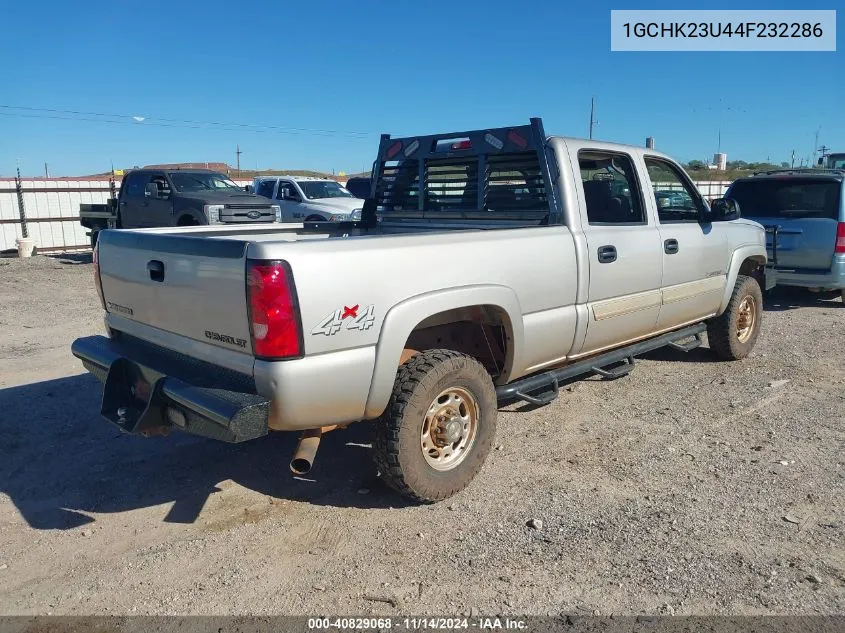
left=247, top=261, right=302, bottom=359
left=92, top=243, right=106, bottom=310
left=836, top=222, right=845, bottom=254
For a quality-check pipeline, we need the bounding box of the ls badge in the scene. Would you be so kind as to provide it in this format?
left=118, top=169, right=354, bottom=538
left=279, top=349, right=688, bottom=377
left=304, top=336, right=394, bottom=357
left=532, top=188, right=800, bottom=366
left=311, top=304, right=375, bottom=336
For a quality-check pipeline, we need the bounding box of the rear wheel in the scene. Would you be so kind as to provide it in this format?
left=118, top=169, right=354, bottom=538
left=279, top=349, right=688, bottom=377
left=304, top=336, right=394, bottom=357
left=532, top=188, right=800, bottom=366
left=707, top=274, right=763, bottom=360
left=373, top=349, right=497, bottom=503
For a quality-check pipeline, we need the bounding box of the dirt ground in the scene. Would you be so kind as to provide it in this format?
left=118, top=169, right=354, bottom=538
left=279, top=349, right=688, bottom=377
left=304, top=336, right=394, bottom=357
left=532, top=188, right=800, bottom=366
left=0, top=254, right=843, bottom=616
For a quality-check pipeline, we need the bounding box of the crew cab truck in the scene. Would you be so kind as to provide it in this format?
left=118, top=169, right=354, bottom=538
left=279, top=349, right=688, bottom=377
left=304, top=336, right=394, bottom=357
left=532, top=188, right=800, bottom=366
left=80, top=168, right=281, bottom=248
left=72, top=119, right=768, bottom=503
left=253, top=176, right=363, bottom=222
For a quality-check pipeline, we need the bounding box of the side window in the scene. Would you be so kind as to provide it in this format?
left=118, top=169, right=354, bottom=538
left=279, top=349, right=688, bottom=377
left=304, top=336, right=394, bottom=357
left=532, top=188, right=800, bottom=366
left=578, top=151, right=644, bottom=224
left=276, top=182, right=300, bottom=201
left=645, top=158, right=704, bottom=223
left=149, top=173, right=170, bottom=196
left=256, top=179, right=276, bottom=198
left=122, top=173, right=146, bottom=198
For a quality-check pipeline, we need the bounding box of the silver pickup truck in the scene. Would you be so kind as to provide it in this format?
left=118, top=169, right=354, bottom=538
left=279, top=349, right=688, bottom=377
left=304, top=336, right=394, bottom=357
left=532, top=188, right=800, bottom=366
left=72, top=118, right=769, bottom=502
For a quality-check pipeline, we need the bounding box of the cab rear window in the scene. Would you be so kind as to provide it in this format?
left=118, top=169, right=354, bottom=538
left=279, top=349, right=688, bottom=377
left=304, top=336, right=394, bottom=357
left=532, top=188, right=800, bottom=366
left=729, top=179, right=841, bottom=220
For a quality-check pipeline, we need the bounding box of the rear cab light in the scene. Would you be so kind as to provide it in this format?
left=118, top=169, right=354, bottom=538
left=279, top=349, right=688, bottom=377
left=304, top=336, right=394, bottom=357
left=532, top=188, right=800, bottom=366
left=836, top=222, right=845, bottom=254
left=246, top=260, right=303, bottom=359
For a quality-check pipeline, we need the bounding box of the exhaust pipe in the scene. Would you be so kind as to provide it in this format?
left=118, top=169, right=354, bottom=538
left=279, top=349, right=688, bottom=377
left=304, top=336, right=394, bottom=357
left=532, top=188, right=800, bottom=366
left=290, top=425, right=338, bottom=475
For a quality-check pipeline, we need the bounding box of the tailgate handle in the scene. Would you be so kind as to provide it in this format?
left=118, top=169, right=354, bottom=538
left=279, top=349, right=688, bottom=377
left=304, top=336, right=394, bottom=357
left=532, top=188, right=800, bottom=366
left=147, top=260, right=165, bottom=282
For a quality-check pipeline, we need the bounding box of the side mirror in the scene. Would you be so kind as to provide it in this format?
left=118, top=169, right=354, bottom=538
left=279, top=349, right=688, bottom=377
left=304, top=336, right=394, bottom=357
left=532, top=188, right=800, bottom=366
left=244, top=185, right=254, bottom=193
left=144, top=182, right=159, bottom=198
left=710, top=197, right=740, bottom=221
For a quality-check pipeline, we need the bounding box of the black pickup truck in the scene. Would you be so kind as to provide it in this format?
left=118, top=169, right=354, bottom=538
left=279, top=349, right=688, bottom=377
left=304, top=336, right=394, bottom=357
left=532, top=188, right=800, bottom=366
left=80, top=168, right=280, bottom=248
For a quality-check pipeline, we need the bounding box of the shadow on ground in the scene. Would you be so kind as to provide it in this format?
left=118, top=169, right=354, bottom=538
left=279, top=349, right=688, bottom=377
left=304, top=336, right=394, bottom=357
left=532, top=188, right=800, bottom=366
left=0, top=373, right=408, bottom=531
left=46, top=252, right=93, bottom=265
left=763, top=286, right=844, bottom=312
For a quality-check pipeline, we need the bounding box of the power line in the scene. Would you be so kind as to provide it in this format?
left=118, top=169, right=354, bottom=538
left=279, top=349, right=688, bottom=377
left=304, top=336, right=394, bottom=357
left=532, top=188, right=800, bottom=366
left=0, top=110, right=370, bottom=138
left=0, top=105, right=375, bottom=138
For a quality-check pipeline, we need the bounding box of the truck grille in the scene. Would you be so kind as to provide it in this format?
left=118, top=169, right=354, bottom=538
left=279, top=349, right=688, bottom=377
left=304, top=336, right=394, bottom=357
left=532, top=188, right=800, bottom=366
left=222, top=205, right=276, bottom=222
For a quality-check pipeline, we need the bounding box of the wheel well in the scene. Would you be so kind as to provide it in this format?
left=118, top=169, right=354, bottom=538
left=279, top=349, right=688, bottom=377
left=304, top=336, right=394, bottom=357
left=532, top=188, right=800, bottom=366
left=177, top=214, right=200, bottom=226
left=739, top=256, right=766, bottom=283
left=402, top=305, right=514, bottom=380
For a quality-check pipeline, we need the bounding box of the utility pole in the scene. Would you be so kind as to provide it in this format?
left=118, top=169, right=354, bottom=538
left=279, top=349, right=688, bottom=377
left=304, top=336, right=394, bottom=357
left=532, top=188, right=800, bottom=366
left=15, top=160, right=29, bottom=239
left=588, top=97, right=597, bottom=140
left=818, top=145, right=830, bottom=165
left=812, top=128, right=820, bottom=166
left=791, top=150, right=795, bottom=168
left=44, top=163, right=48, bottom=178
left=236, top=144, right=242, bottom=177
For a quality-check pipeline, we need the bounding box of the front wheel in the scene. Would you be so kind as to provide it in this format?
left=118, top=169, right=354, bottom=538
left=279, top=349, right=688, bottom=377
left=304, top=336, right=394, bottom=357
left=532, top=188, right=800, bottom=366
left=707, top=274, right=763, bottom=360
left=373, top=349, right=497, bottom=503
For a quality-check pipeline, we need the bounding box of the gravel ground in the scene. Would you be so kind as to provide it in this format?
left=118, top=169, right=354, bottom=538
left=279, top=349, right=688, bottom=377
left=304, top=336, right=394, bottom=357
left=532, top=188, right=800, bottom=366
left=0, top=254, right=843, bottom=616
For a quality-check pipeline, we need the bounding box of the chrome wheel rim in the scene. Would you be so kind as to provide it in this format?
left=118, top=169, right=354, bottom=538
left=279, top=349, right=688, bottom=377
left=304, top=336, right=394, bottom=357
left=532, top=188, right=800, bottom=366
left=420, top=387, right=478, bottom=471
left=736, top=295, right=757, bottom=343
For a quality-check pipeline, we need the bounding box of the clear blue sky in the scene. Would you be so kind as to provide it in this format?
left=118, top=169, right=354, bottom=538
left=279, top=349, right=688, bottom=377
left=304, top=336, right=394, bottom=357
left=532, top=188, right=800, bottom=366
left=1, top=0, right=841, bottom=177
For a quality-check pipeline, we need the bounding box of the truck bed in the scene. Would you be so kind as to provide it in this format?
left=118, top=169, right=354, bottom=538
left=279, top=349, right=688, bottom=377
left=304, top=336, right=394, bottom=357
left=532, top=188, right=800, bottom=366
left=95, top=220, right=579, bottom=382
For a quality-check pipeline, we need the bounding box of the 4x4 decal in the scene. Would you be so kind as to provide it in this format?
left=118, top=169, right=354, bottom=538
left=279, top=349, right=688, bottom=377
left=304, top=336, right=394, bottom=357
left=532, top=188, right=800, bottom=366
left=311, top=304, right=375, bottom=336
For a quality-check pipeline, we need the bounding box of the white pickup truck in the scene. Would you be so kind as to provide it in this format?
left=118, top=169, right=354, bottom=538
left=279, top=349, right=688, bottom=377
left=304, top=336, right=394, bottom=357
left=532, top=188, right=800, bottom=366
left=72, top=118, right=769, bottom=502
left=252, top=176, right=363, bottom=222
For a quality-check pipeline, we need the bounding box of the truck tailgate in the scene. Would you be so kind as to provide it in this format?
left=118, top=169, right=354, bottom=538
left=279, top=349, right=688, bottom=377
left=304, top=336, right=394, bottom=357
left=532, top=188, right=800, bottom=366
left=97, top=230, right=252, bottom=354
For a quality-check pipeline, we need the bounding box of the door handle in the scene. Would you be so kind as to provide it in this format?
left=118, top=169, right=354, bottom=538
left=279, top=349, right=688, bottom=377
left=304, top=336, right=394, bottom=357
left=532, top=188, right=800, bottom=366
left=664, top=239, right=679, bottom=254
left=597, top=245, right=617, bottom=264
left=147, top=260, right=165, bottom=282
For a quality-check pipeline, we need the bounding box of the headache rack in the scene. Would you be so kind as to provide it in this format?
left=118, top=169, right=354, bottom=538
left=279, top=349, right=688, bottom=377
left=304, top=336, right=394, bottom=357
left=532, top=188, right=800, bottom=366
left=360, top=118, right=562, bottom=225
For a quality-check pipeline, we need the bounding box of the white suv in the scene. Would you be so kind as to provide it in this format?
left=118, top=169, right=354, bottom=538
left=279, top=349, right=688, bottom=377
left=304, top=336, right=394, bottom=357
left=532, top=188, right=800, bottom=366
left=252, top=176, right=363, bottom=223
